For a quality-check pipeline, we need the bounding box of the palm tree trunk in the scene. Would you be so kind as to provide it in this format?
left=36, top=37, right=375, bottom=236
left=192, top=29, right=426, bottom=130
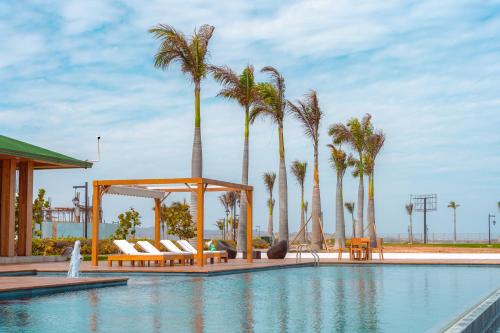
left=191, top=82, right=202, bottom=225
left=311, top=147, right=322, bottom=250
left=356, top=168, right=364, bottom=237
left=409, top=214, right=413, bottom=244
left=268, top=204, right=273, bottom=242
left=334, top=175, right=346, bottom=249
left=237, top=107, right=250, bottom=252
left=351, top=213, right=356, bottom=238
left=453, top=209, right=456, bottom=244
left=367, top=174, right=376, bottom=247
left=278, top=126, right=289, bottom=245
left=299, top=186, right=306, bottom=243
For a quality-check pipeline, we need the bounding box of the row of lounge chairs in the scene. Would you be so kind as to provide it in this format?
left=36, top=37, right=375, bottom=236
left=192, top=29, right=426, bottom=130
left=107, top=239, right=228, bottom=267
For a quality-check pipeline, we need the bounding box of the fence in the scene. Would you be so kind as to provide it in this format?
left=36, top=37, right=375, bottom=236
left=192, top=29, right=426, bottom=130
left=379, top=232, right=500, bottom=244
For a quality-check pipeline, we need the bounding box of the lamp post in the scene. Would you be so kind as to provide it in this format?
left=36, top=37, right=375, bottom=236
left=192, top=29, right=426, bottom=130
left=234, top=214, right=239, bottom=242
left=225, top=208, right=229, bottom=241
left=73, top=182, right=89, bottom=239
left=256, top=225, right=261, bottom=237
left=488, top=214, right=496, bottom=245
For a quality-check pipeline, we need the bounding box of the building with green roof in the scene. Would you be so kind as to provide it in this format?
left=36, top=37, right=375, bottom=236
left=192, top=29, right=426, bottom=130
left=0, top=135, right=92, bottom=257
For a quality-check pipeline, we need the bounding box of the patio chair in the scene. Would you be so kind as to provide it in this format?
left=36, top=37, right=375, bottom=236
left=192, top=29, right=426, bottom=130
left=177, top=240, right=228, bottom=263
left=137, top=241, right=194, bottom=265
left=108, top=240, right=170, bottom=267
left=160, top=239, right=212, bottom=265
left=374, top=238, right=384, bottom=260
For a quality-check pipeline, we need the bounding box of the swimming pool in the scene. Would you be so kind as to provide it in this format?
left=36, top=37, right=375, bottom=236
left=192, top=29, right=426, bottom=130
left=0, top=265, right=499, bottom=332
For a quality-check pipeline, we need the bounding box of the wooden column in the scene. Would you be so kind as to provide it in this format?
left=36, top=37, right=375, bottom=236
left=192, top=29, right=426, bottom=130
left=91, top=182, right=100, bottom=266
left=196, top=180, right=204, bottom=267
left=0, top=160, right=16, bottom=257
left=246, top=189, right=253, bottom=263
left=18, top=161, right=33, bottom=256
left=154, top=198, right=161, bottom=249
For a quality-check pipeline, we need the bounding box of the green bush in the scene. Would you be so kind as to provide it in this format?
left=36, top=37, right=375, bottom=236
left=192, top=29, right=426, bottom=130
left=32, top=238, right=119, bottom=256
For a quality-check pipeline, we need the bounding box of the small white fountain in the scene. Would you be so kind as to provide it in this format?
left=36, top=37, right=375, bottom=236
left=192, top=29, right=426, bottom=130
left=67, top=240, right=82, bottom=278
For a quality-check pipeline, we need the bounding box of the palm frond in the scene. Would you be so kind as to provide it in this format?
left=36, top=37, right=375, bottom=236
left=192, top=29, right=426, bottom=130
left=287, top=90, right=322, bottom=146
left=328, top=144, right=348, bottom=178
left=405, top=203, right=413, bottom=215
left=344, top=202, right=355, bottom=214
left=290, top=160, right=307, bottom=187
left=263, top=172, right=276, bottom=196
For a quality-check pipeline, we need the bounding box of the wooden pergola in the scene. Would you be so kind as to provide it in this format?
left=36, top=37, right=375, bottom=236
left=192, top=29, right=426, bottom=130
left=91, top=178, right=253, bottom=267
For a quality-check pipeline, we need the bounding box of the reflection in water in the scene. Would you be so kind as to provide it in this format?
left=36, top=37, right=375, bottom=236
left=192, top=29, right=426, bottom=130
left=312, top=274, right=323, bottom=333
left=277, top=270, right=289, bottom=333
left=89, top=290, right=98, bottom=332
left=0, top=301, right=31, bottom=328
left=152, top=278, right=162, bottom=333
left=243, top=273, right=254, bottom=332
left=355, top=267, right=379, bottom=332
left=334, top=269, right=347, bottom=332
left=192, top=277, right=204, bottom=333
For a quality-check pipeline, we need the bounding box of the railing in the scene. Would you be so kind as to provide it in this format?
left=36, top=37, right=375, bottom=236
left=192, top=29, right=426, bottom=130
left=296, top=244, right=320, bottom=267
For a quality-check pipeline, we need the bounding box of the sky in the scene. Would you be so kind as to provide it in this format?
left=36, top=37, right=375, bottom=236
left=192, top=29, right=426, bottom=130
left=1, top=0, right=499, bottom=238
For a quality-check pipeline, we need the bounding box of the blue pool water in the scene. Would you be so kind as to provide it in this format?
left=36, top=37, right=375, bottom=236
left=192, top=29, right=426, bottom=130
left=0, top=265, right=499, bottom=332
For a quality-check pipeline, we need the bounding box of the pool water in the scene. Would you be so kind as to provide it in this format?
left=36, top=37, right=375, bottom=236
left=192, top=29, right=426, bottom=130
left=0, top=265, right=499, bottom=332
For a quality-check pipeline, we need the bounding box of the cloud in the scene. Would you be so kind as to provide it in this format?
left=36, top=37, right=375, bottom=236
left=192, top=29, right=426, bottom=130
left=1, top=0, right=500, bottom=235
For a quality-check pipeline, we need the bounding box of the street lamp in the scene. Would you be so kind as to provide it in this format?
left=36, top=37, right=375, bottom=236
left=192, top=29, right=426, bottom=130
left=73, top=182, right=89, bottom=239
left=225, top=208, right=230, bottom=241
left=488, top=214, right=496, bottom=245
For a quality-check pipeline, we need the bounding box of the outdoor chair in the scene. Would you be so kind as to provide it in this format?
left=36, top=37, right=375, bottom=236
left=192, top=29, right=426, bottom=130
left=137, top=241, right=194, bottom=265
left=350, top=238, right=371, bottom=260
left=108, top=240, right=171, bottom=267
left=374, top=238, right=384, bottom=260
left=177, top=240, right=228, bottom=263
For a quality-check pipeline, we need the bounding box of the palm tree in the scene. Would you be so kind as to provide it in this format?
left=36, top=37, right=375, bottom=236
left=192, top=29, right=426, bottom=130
left=290, top=160, right=307, bottom=243
left=447, top=201, right=460, bottom=244
left=304, top=200, right=309, bottom=240
left=211, top=65, right=260, bottom=252
left=329, top=114, right=373, bottom=237
left=288, top=90, right=323, bottom=250
left=364, top=130, right=385, bottom=246
left=251, top=67, right=289, bottom=244
left=149, top=24, right=215, bottom=225
left=328, top=144, right=349, bottom=249
left=405, top=203, right=414, bottom=244
left=263, top=172, right=276, bottom=241
left=344, top=202, right=356, bottom=238
left=218, top=193, right=231, bottom=239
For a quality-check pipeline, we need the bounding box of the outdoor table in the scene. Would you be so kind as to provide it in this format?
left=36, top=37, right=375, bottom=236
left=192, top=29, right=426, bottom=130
left=350, top=238, right=371, bottom=260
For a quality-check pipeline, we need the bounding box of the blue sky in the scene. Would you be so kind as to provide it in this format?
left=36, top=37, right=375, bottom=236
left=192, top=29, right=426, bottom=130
left=1, top=0, right=499, bottom=237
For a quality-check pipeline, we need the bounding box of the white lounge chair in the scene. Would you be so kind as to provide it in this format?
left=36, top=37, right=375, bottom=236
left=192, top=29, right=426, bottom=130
left=177, top=239, right=228, bottom=263
left=108, top=240, right=183, bottom=267
left=137, top=241, right=193, bottom=265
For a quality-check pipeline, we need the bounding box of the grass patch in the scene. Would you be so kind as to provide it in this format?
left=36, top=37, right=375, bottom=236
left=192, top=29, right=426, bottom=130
left=83, top=255, right=108, bottom=261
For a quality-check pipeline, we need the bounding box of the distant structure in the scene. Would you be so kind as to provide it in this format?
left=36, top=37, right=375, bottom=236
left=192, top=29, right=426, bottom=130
left=410, top=194, right=437, bottom=244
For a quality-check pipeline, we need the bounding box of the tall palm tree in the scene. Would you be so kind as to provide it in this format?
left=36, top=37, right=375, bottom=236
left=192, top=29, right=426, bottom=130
left=344, top=202, right=356, bottom=238
left=304, top=200, right=309, bottom=240
left=364, top=130, right=386, bottom=246
left=251, top=67, right=289, bottom=244
left=288, top=90, right=323, bottom=250
left=329, top=114, right=373, bottom=237
left=211, top=65, right=260, bottom=252
left=149, top=24, right=215, bottom=225
left=290, top=160, right=307, bottom=243
left=263, top=172, right=276, bottom=240
left=447, top=201, right=460, bottom=244
left=328, top=144, right=349, bottom=249
left=405, top=203, right=414, bottom=244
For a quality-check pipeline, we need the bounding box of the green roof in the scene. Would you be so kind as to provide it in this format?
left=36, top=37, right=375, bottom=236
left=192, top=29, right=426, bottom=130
left=0, top=135, right=92, bottom=169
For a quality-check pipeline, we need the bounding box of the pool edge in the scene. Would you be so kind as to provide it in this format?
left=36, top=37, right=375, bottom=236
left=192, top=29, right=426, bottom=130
left=441, top=287, right=500, bottom=333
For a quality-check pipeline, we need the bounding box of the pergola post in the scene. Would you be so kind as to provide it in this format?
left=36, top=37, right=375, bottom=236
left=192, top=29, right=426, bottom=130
left=154, top=198, right=161, bottom=249
left=196, top=179, right=204, bottom=267
left=91, top=182, right=100, bottom=266
left=18, top=161, right=34, bottom=256
left=0, top=159, right=16, bottom=257
left=246, top=189, right=253, bottom=263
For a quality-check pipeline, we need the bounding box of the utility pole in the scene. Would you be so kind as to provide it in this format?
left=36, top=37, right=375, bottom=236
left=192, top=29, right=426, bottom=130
left=488, top=214, right=496, bottom=245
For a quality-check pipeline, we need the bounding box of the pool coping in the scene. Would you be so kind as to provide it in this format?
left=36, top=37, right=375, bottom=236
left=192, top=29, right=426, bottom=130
left=441, top=288, right=500, bottom=333
left=0, top=276, right=128, bottom=300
